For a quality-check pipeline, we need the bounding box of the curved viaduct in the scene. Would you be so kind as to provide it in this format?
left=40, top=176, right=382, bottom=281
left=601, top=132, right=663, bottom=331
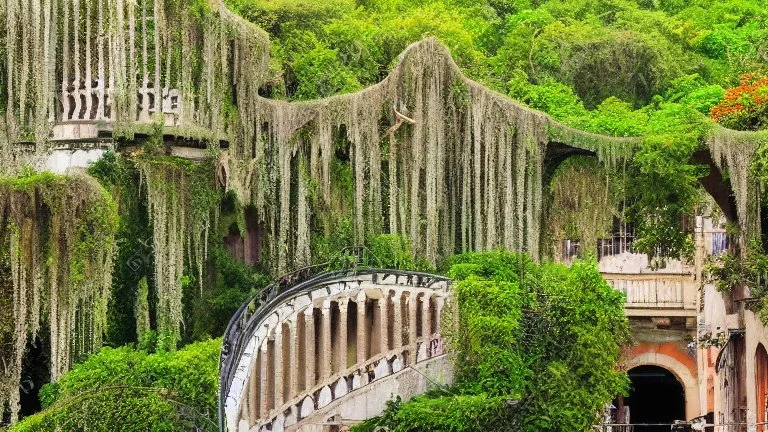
left=219, top=268, right=453, bottom=432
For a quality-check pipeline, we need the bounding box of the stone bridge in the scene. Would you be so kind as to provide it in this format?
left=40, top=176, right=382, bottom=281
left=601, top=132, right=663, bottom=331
left=218, top=268, right=453, bottom=432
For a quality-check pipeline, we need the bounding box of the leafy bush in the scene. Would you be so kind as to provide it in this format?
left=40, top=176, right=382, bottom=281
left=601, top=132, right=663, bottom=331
left=10, top=340, right=221, bottom=432
left=355, top=251, right=629, bottom=432
left=627, top=102, right=711, bottom=261
left=364, top=234, right=434, bottom=272
left=191, top=248, right=271, bottom=341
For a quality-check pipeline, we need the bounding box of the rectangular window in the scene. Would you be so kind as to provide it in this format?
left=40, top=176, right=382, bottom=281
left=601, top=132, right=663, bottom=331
left=711, top=232, right=729, bottom=256
left=562, top=240, right=581, bottom=261
left=597, top=222, right=635, bottom=260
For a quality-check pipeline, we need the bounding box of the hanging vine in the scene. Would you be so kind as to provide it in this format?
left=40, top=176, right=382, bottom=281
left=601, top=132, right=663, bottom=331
left=546, top=156, right=620, bottom=259
left=222, top=38, right=638, bottom=270
left=136, top=156, right=221, bottom=348
left=707, top=127, right=768, bottom=247
left=0, top=171, right=117, bottom=422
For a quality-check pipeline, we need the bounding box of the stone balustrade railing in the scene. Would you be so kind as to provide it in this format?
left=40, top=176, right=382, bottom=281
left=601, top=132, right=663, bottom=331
left=4, top=0, right=269, bottom=147
left=603, top=274, right=698, bottom=315
left=59, top=79, right=181, bottom=125
left=220, top=269, right=451, bottom=432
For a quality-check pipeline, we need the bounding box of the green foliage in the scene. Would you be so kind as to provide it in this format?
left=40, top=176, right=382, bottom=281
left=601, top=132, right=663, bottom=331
left=227, top=0, right=768, bottom=261
left=587, top=98, right=649, bottom=137
left=627, top=103, right=711, bottom=261
left=228, top=0, right=767, bottom=110
left=664, top=74, right=725, bottom=114
left=288, top=41, right=363, bottom=100
left=364, top=234, right=434, bottom=272
left=562, top=32, right=665, bottom=109
left=10, top=340, right=221, bottom=432
left=509, top=75, right=590, bottom=126
left=355, top=393, right=513, bottom=432
left=88, top=152, right=153, bottom=347
left=357, top=251, right=629, bottom=432
left=191, top=248, right=271, bottom=341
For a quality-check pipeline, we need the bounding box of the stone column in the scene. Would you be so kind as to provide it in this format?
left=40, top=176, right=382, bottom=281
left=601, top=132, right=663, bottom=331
left=249, top=347, right=260, bottom=422
left=288, top=319, right=298, bottom=401
left=337, top=298, right=349, bottom=372
left=422, top=293, right=433, bottom=341
left=72, top=0, right=82, bottom=119
left=304, top=307, right=316, bottom=389
left=321, top=300, right=333, bottom=380
left=392, top=292, right=403, bottom=349
left=259, top=343, right=269, bottom=419
left=379, top=289, right=390, bottom=354
left=409, top=292, right=419, bottom=347
left=357, top=292, right=369, bottom=365
left=273, top=327, right=284, bottom=409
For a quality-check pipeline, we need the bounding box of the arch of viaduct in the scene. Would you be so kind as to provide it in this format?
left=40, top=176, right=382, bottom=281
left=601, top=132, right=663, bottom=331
left=219, top=268, right=452, bottom=432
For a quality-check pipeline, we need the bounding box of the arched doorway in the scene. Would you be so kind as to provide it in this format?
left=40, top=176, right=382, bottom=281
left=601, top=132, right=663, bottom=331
left=756, top=344, right=768, bottom=431
left=626, top=365, right=686, bottom=432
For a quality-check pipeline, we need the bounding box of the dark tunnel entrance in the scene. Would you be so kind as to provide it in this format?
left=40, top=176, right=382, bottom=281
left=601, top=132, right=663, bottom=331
left=626, top=365, right=686, bottom=432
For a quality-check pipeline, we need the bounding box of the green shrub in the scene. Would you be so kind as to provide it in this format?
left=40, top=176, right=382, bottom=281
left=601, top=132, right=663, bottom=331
left=365, top=234, right=434, bottom=272
left=11, top=340, right=221, bottom=432
left=356, top=251, right=629, bottom=432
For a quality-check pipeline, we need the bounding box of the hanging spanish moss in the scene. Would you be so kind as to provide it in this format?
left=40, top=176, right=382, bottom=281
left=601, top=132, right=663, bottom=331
left=135, top=277, right=151, bottom=344
left=1, top=0, right=269, bottom=158
left=223, top=38, right=638, bottom=269
left=707, top=127, right=768, bottom=247
left=0, top=173, right=116, bottom=422
left=546, top=156, right=619, bottom=259
left=137, top=157, right=220, bottom=347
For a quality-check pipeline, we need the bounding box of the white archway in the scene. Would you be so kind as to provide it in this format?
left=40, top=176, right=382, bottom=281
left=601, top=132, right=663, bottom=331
left=627, top=352, right=700, bottom=420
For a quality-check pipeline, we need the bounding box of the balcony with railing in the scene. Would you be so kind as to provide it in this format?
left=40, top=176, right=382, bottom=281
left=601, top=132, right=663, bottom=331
left=560, top=222, right=718, bottom=316
left=53, top=78, right=183, bottom=142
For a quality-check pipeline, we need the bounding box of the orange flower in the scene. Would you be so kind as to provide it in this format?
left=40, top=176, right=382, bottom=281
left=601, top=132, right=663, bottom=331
left=711, top=72, right=768, bottom=128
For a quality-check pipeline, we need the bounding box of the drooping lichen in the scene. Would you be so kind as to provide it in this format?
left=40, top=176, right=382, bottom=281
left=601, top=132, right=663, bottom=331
left=135, top=276, right=150, bottom=345
left=0, top=172, right=117, bottom=422
left=707, top=126, right=768, bottom=247
left=136, top=157, right=221, bottom=347
left=223, top=38, right=638, bottom=269
left=546, top=156, right=620, bottom=258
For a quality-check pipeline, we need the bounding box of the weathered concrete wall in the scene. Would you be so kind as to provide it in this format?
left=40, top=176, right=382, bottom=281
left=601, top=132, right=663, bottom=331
left=289, top=354, right=454, bottom=432
left=46, top=148, right=108, bottom=174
